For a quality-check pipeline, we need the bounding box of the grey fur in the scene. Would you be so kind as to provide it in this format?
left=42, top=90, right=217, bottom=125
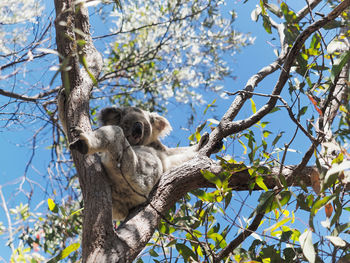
left=69, top=107, right=214, bottom=221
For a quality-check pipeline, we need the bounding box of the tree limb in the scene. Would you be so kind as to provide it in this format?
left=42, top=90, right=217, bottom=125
left=0, top=87, right=60, bottom=102
left=213, top=209, right=265, bottom=262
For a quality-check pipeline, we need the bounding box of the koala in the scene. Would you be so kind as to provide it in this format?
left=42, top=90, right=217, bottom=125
left=68, top=106, right=222, bottom=221
left=99, top=107, right=172, bottom=152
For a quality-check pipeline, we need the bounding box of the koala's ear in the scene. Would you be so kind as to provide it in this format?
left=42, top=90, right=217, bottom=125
left=150, top=113, right=172, bottom=138
left=99, top=107, right=123, bottom=126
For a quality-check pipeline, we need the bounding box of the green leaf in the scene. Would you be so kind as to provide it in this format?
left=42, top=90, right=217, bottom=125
left=269, top=107, right=280, bottom=114
left=47, top=242, right=80, bottom=263
left=284, top=247, right=296, bottom=261
left=224, top=191, right=232, bottom=209
left=272, top=131, right=284, bottom=146
left=238, top=139, right=247, bottom=154
left=256, top=175, right=268, bottom=191
left=310, top=34, right=321, bottom=50
left=265, top=191, right=291, bottom=214
left=280, top=2, right=296, bottom=23
left=250, top=191, right=274, bottom=218
left=204, top=99, right=216, bottom=115
left=175, top=243, right=196, bottom=261
left=208, top=232, right=227, bottom=249
left=250, top=98, right=257, bottom=113
left=48, top=198, right=58, bottom=214
left=323, top=20, right=343, bottom=30
left=201, top=170, right=221, bottom=188
left=330, top=51, right=350, bottom=83
left=311, top=195, right=336, bottom=216
left=262, top=16, right=272, bottom=34
left=61, top=243, right=80, bottom=259
left=298, top=106, right=308, bottom=119
left=79, top=55, right=98, bottom=86
left=149, top=248, right=159, bottom=257
left=263, top=130, right=272, bottom=138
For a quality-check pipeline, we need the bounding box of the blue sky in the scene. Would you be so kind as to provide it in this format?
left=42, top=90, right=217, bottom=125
left=0, top=0, right=330, bottom=261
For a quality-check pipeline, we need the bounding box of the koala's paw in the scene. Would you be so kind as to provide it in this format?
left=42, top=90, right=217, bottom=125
left=70, top=126, right=84, bottom=136
left=69, top=139, right=89, bottom=154
left=212, top=140, right=224, bottom=153
left=197, top=132, right=210, bottom=150
left=69, top=127, right=89, bottom=154
left=197, top=132, right=223, bottom=153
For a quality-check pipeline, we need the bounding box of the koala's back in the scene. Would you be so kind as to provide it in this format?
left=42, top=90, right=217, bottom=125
left=101, top=146, right=164, bottom=220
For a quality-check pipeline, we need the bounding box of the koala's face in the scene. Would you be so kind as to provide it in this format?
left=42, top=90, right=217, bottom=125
left=99, top=107, right=172, bottom=146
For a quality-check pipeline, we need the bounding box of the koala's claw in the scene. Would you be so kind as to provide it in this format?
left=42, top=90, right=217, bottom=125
left=69, top=139, right=89, bottom=154
left=70, top=126, right=84, bottom=136
left=198, top=132, right=210, bottom=150
left=69, top=127, right=88, bottom=154
left=212, top=140, right=224, bottom=153
left=197, top=132, right=223, bottom=153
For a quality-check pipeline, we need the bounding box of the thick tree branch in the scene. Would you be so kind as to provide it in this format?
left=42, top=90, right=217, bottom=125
left=114, top=156, right=320, bottom=261
left=295, top=0, right=323, bottom=23
left=214, top=210, right=265, bottom=262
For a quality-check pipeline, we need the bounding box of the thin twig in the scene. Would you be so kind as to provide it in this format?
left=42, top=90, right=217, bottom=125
left=0, top=187, right=15, bottom=253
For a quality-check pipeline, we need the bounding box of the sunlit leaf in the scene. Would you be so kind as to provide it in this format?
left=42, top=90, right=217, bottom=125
left=325, top=236, right=346, bottom=247
left=330, top=51, right=350, bottom=83
left=208, top=232, right=227, bottom=249
left=250, top=98, right=257, bottom=113
left=327, top=39, right=348, bottom=54
left=256, top=176, right=268, bottom=191
left=47, top=242, right=80, bottom=263
left=238, top=139, right=247, bottom=154
left=265, top=3, right=282, bottom=17
left=48, top=198, right=58, bottom=214
left=251, top=6, right=262, bottom=21
left=268, top=217, right=291, bottom=234
left=262, top=16, right=272, bottom=34
left=299, top=230, right=315, bottom=263
left=204, top=99, right=217, bottom=115
left=321, top=217, right=331, bottom=229
left=311, top=195, right=335, bottom=216
left=201, top=170, right=222, bottom=188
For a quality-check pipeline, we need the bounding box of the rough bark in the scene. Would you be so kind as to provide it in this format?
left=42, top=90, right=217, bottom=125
left=53, top=0, right=350, bottom=262
left=53, top=1, right=109, bottom=262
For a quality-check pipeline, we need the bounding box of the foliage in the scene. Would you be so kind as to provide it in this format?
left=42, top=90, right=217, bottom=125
left=99, top=0, right=254, bottom=111
left=0, top=0, right=43, bottom=55
left=5, top=195, right=82, bottom=262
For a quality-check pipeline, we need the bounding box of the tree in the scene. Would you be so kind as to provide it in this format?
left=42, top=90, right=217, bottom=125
left=0, top=0, right=349, bottom=262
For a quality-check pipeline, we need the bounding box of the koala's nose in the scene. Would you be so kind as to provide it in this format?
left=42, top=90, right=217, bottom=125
left=132, top=122, right=143, bottom=138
